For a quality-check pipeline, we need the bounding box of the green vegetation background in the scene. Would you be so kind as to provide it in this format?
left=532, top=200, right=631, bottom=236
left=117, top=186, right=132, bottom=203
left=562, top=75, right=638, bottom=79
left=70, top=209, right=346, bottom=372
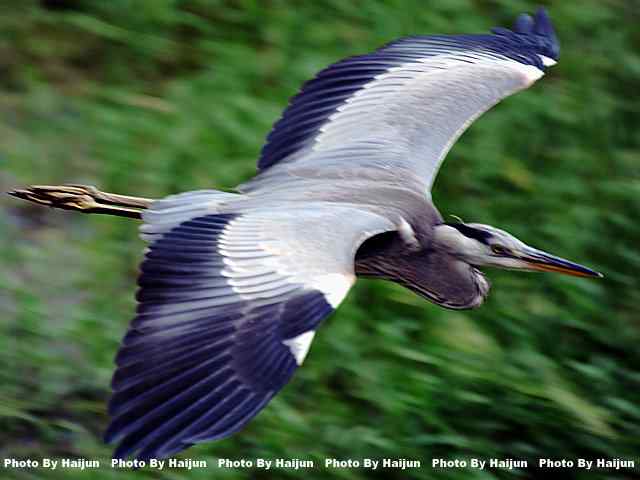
left=1, top=1, right=638, bottom=479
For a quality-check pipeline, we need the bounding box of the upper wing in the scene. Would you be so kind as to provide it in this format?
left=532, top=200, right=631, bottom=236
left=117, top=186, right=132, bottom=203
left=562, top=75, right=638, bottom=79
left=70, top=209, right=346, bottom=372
left=104, top=200, right=395, bottom=460
left=243, top=8, right=558, bottom=194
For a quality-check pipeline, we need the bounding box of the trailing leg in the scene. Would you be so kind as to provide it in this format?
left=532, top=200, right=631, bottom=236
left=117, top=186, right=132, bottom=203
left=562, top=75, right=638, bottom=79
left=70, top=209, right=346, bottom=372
left=7, top=184, right=153, bottom=219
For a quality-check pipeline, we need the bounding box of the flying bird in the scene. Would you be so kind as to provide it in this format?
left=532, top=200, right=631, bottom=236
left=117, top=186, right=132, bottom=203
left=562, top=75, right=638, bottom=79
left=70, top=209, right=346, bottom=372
left=9, top=8, right=601, bottom=461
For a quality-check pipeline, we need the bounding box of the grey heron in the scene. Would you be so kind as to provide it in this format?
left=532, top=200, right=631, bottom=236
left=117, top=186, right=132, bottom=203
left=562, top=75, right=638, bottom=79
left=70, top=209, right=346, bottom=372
left=9, top=8, right=602, bottom=461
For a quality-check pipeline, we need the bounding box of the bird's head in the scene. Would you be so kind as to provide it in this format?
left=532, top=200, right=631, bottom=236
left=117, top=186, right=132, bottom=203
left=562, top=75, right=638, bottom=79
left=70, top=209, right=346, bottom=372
left=433, top=222, right=602, bottom=278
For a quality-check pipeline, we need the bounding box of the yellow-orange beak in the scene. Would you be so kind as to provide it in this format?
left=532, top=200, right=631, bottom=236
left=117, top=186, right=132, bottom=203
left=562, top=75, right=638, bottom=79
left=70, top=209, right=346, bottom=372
left=521, top=248, right=603, bottom=278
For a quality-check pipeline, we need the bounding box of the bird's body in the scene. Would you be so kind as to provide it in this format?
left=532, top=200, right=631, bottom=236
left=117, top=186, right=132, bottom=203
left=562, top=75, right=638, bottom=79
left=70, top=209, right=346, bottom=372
left=9, top=8, right=602, bottom=461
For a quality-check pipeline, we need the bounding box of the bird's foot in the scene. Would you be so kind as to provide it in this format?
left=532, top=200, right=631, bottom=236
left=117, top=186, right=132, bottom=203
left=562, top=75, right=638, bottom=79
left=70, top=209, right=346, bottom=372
left=7, top=184, right=152, bottom=219
left=8, top=185, right=103, bottom=211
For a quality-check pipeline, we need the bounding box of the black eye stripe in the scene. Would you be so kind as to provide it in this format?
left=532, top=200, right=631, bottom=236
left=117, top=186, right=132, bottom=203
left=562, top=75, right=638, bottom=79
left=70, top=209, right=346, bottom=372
left=443, top=223, right=492, bottom=244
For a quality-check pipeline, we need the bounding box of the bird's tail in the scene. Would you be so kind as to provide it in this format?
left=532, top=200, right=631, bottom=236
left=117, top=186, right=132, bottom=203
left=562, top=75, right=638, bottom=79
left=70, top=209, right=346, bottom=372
left=7, top=184, right=152, bottom=219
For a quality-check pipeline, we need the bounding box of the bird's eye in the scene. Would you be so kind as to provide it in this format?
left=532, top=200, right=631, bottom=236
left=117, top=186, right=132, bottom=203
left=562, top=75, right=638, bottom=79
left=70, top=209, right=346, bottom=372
left=491, top=245, right=508, bottom=255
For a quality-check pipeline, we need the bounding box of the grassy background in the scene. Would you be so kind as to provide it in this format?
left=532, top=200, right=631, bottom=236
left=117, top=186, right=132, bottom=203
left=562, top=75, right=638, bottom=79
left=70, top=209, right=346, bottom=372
left=1, top=0, right=639, bottom=479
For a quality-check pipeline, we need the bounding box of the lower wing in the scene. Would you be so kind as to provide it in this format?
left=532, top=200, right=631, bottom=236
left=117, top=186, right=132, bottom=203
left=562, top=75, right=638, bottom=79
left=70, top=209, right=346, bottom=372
left=104, top=197, right=396, bottom=460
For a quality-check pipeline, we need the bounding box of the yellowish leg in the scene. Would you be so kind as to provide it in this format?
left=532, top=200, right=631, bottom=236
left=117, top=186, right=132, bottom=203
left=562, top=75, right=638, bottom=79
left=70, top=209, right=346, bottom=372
left=7, top=184, right=154, bottom=219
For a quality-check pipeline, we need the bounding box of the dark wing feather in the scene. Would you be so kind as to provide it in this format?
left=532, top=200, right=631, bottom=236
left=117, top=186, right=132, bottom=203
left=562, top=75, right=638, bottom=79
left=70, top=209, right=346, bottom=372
left=106, top=203, right=396, bottom=460
left=105, top=214, right=335, bottom=459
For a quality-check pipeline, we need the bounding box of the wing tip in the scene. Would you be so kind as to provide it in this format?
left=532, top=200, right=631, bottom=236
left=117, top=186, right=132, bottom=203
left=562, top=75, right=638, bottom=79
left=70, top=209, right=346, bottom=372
left=532, top=7, right=560, bottom=60
left=492, top=7, right=560, bottom=66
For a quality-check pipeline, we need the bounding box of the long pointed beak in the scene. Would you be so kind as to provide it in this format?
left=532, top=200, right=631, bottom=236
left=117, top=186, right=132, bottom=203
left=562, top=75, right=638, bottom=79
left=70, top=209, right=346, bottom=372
left=521, top=248, right=603, bottom=278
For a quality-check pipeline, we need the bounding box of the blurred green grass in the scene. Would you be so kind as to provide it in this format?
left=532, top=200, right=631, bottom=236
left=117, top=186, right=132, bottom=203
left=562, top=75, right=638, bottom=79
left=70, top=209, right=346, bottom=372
left=1, top=1, right=639, bottom=479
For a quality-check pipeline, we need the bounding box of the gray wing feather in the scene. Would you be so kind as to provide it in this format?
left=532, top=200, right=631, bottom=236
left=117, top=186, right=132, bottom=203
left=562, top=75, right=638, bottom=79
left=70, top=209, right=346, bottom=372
left=106, top=202, right=396, bottom=459
left=140, top=190, right=241, bottom=241
left=243, top=53, right=544, bottom=195
left=143, top=200, right=396, bottom=279
left=243, top=12, right=558, bottom=195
